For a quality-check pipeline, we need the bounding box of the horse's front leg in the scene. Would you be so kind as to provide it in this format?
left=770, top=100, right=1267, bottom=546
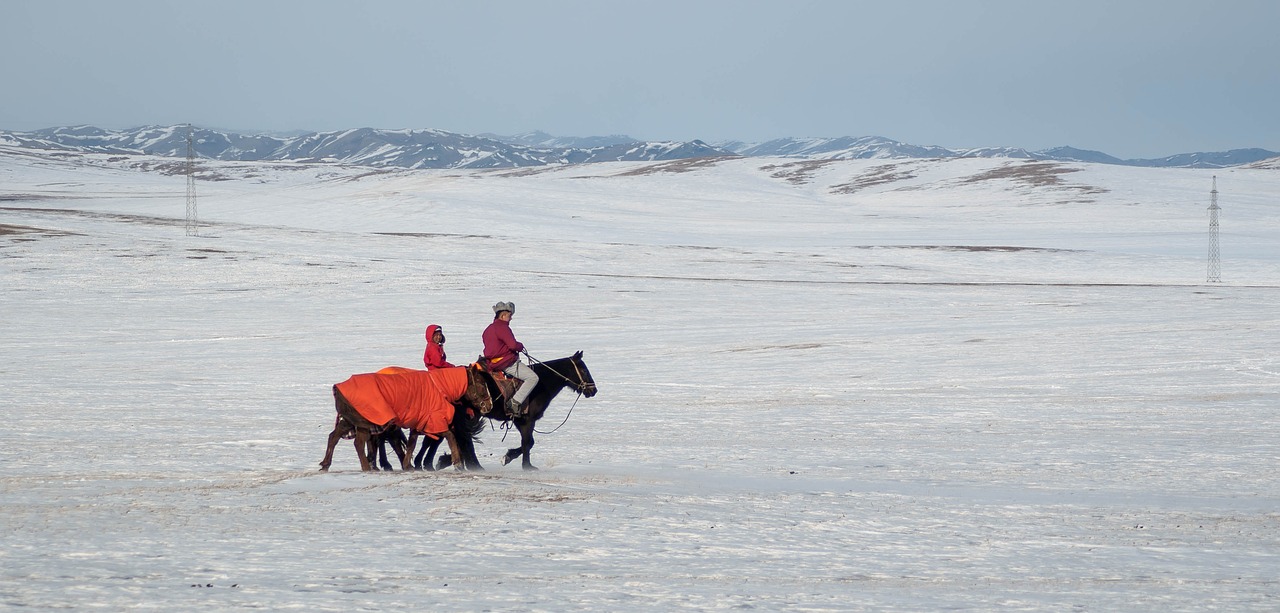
left=457, top=431, right=483, bottom=471
left=501, top=418, right=538, bottom=470
left=319, top=415, right=349, bottom=472
left=401, top=430, right=419, bottom=471
left=519, top=420, right=537, bottom=470
left=354, top=429, right=373, bottom=471
left=442, top=430, right=463, bottom=471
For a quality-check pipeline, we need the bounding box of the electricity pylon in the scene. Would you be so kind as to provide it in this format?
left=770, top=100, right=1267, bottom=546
left=1206, top=175, right=1220, bottom=283
left=185, top=125, right=198, bottom=237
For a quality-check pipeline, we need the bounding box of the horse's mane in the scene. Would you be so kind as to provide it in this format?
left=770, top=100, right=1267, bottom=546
left=530, top=356, right=573, bottom=381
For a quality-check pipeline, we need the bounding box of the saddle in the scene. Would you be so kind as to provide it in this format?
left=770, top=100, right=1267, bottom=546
left=490, top=372, right=521, bottom=404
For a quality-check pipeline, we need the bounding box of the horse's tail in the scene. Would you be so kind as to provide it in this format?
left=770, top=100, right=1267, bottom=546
left=465, top=417, right=485, bottom=444
left=456, top=404, right=486, bottom=444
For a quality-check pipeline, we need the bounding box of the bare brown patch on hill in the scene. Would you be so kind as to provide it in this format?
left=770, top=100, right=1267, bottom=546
left=617, top=156, right=737, bottom=177
left=496, top=166, right=566, bottom=178
left=0, top=223, right=82, bottom=239
left=1, top=206, right=181, bottom=228
left=831, top=163, right=919, bottom=194
left=963, top=161, right=1108, bottom=198
left=759, top=160, right=838, bottom=185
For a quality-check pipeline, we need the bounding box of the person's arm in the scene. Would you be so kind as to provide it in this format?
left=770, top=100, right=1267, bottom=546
left=500, top=326, right=524, bottom=354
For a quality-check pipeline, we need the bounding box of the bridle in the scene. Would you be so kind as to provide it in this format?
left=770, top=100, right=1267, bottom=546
left=525, top=352, right=595, bottom=396
left=467, top=365, right=500, bottom=415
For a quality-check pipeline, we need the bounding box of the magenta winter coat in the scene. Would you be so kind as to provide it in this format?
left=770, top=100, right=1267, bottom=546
left=481, top=318, right=524, bottom=372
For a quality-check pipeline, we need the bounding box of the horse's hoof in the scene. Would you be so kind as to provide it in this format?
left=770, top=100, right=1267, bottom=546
left=523, top=465, right=539, bottom=471
left=500, top=455, right=513, bottom=466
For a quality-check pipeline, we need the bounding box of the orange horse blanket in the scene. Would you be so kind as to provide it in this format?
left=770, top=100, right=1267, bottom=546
left=334, top=366, right=469, bottom=437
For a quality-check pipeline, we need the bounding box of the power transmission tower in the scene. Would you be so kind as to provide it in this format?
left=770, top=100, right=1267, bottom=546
left=185, top=125, right=199, bottom=236
left=1206, top=175, right=1221, bottom=283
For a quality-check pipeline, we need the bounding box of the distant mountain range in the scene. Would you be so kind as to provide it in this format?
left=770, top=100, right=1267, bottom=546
left=0, top=125, right=729, bottom=170
left=0, top=125, right=1275, bottom=170
left=714, top=136, right=1279, bottom=169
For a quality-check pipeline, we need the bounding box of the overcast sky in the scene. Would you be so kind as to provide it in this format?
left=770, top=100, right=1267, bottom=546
left=2, top=0, right=1277, bottom=158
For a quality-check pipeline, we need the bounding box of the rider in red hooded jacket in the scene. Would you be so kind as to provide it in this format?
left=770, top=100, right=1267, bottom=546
left=423, top=324, right=454, bottom=370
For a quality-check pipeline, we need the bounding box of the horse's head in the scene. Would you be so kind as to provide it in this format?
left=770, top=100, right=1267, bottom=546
left=461, top=364, right=497, bottom=414
left=569, top=350, right=597, bottom=398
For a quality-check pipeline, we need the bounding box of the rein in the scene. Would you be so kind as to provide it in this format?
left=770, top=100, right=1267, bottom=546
left=524, top=351, right=592, bottom=394
left=534, top=392, right=579, bottom=434
left=492, top=392, right=577, bottom=437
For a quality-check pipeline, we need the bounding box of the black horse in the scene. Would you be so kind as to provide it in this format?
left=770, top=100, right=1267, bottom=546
left=459, top=351, right=597, bottom=470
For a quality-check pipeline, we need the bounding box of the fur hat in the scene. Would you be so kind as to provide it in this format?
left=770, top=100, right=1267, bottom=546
left=492, top=301, right=515, bottom=315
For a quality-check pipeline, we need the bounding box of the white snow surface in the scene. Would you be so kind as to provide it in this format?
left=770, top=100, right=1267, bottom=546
left=2, top=148, right=1279, bottom=610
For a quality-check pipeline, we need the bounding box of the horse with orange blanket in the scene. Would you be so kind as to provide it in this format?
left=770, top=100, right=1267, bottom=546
left=319, top=365, right=495, bottom=472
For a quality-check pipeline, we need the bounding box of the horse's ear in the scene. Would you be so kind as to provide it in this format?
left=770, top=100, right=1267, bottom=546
left=573, top=350, right=583, bottom=359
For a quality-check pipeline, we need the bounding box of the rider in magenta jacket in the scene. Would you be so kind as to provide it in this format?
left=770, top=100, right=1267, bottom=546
left=481, top=301, right=538, bottom=415
left=481, top=317, right=523, bottom=372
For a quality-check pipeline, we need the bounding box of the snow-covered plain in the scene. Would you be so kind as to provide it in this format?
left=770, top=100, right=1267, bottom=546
left=2, top=147, right=1279, bottom=610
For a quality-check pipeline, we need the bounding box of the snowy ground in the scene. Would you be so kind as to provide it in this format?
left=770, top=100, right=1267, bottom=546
left=2, top=149, right=1279, bottom=610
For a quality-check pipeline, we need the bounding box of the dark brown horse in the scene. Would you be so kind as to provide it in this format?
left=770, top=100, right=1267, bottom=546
left=463, top=351, right=597, bottom=470
left=318, top=365, right=494, bottom=472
